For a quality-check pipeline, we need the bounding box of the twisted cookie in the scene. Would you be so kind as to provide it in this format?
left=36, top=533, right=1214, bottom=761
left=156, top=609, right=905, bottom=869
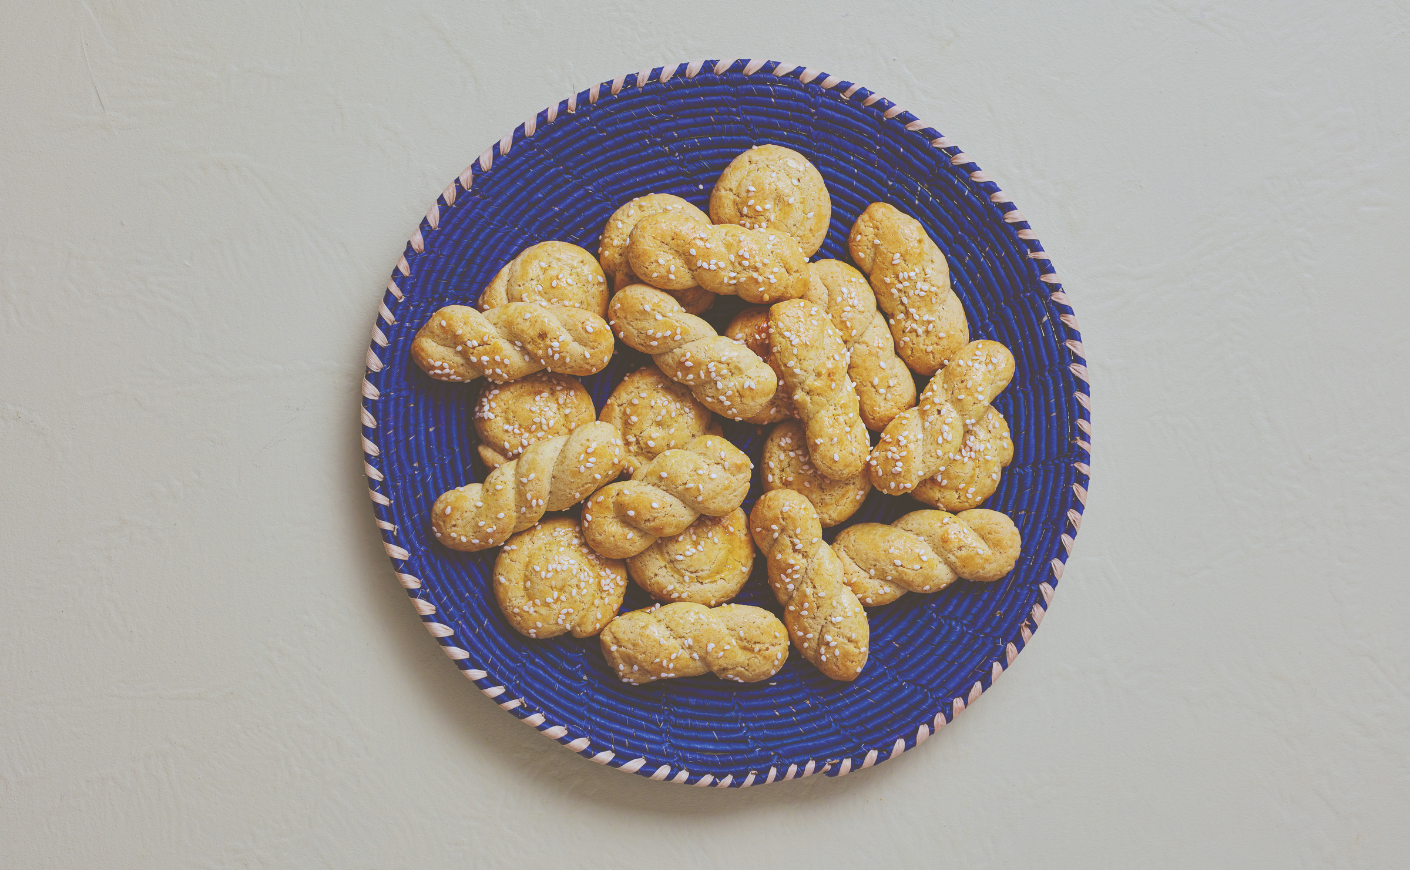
left=494, top=518, right=627, bottom=639
left=869, top=340, right=1015, bottom=500
left=849, top=202, right=970, bottom=375
left=478, top=241, right=609, bottom=317
left=768, top=299, right=870, bottom=481
left=411, top=302, right=614, bottom=384
left=431, top=421, right=626, bottom=552
left=601, top=603, right=789, bottom=685
left=749, top=490, right=869, bottom=681
left=910, top=412, right=1013, bottom=511
left=761, top=421, right=871, bottom=528
left=600, top=367, right=720, bottom=476
left=599, top=194, right=715, bottom=314
left=625, top=209, right=810, bottom=304
left=910, top=343, right=1016, bottom=511
left=609, top=284, right=776, bottom=421
left=710, top=144, right=831, bottom=257
left=807, top=260, right=916, bottom=430
left=473, top=371, right=595, bottom=469
left=627, top=509, right=753, bottom=606
left=835, top=509, right=1022, bottom=607
left=581, top=434, right=752, bottom=560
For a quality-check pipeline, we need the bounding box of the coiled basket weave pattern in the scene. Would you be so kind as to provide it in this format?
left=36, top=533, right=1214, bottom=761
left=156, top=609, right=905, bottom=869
left=361, top=59, right=1091, bottom=787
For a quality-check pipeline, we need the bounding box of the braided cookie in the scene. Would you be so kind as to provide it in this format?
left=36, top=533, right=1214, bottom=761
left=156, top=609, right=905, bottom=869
left=625, top=209, right=810, bottom=304
left=599, top=194, right=715, bottom=314
left=835, top=509, right=1022, bottom=607
left=723, top=306, right=794, bottom=425
left=581, top=434, right=752, bottom=559
left=761, top=421, right=871, bottom=528
left=600, top=367, right=720, bottom=476
left=709, top=144, right=831, bottom=257
left=411, top=302, right=614, bottom=384
left=473, top=372, right=596, bottom=469
left=848, top=202, right=970, bottom=375
left=909, top=343, right=1015, bottom=510
left=494, top=518, right=628, bottom=639
left=869, top=340, right=1015, bottom=499
left=749, top=490, right=869, bottom=681
left=910, top=418, right=1013, bottom=510
left=601, top=603, right=788, bottom=685
left=806, top=260, right=916, bottom=430
left=432, top=421, right=626, bottom=551
left=768, top=299, right=870, bottom=481
left=609, top=284, right=776, bottom=421
left=478, top=241, right=609, bottom=317
left=627, top=509, right=753, bottom=606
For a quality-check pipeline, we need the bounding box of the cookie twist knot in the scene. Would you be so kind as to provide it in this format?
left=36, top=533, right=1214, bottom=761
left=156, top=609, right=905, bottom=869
left=869, top=340, right=1015, bottom=501
left=835, top=509, right=1022, bottom=607
left=581, top=435, right=752, bottom=559
left=609, top=284, right=776, bottom=420
left=709, top=144, right=831, bottom=257
left=625, top=209, right=811, bottom=304
left=849, top=202, right=970, bottom=375
left=768, top=298, right=871, bottom=481
left=494, top=518, right=627, bottom=639
left=432, top=421, right=626, bottom=551
left=601, top=602, right=789, bottom=684
left=627, top=509, right=754, bottom=606
left=478, top=241, right=609, bottom=316
left=749, top=490, right=869, bottom=681
left=411, top=302, right=614, bottom=384
left=599, top=194, right=716, bottom=313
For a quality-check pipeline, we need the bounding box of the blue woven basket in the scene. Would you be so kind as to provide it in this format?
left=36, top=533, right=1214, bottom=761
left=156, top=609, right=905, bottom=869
left=361, top=59, right=1091, bottom=787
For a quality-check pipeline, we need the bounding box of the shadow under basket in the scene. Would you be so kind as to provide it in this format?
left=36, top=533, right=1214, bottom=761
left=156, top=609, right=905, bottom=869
left=361, top=59, right=1091, bottom=787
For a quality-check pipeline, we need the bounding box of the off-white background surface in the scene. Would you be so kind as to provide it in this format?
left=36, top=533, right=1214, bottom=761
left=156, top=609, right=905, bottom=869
left=3, top=2, right=1407, bottom=867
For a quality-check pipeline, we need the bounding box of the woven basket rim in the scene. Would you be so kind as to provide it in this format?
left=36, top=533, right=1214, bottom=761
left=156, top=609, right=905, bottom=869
left=360, top=58, right=1092, bottom=788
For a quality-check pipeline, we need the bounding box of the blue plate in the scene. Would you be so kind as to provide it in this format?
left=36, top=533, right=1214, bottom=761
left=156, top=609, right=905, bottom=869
left=361, top=59, right=1091, bottom=787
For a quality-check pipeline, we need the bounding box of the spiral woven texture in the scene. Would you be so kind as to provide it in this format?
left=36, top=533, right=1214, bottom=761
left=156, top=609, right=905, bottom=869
left=362, top=59, right=1091, bottom=787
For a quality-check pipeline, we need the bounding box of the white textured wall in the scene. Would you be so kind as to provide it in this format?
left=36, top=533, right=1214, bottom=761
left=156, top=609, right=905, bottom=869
left=3, top=2, right=1407, bottom=867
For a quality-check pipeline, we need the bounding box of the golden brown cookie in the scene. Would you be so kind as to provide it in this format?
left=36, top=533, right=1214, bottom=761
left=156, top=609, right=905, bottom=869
left=494, top=518, right=628, bottom=639
left=905, top=340, right=1016, bottom=511
left=869, top=340, right=1015, bottom=500
left=599, top=194, right=715, bottom=314
left=411, top=303, right=614, bottom=384
left=834, top=509, right=1022, bottom=607
left=581, top=434, right=752, bottom=560
left=767, top=299, right=870, bottom=481
left=473, top=372, right=596, bottom=469
left=723, top=306, right=794, bottom=425
left=609, top=284, right=777, bottom=421
left=478, top=241, right=610, bottom=317
left=806, top=260, right=916, bottom=430
left=849, top=202, right=970, bottom=375
left=627, top=509, right=753, bottom=606
left=599, top=367, right=720, bottom=476
left=761, top=421, right=871, bottom=527
left=432, top=422, right=626, bottom=551
left=625, top=209, right=810, bottom=304
left=600, top=603, right=788, bottom=684
left=748, top=490, right=869, bottom=681
left=709, top=144, right=831, bottom=257
left=910, top=406, right=1014, bottom=512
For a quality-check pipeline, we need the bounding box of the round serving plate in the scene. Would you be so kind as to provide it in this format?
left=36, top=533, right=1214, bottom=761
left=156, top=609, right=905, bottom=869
left=361, top=59, right=1090, bottom=787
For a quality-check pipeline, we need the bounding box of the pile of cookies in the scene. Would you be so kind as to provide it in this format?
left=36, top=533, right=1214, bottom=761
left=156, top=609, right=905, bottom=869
left=410, top=145, right=1023, bottom=686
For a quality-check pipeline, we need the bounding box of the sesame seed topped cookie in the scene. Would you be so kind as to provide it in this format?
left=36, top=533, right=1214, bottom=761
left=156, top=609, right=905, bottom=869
left=710, top=144, right=831, bottom=257
left=474, top=371, right=597, bottom=469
